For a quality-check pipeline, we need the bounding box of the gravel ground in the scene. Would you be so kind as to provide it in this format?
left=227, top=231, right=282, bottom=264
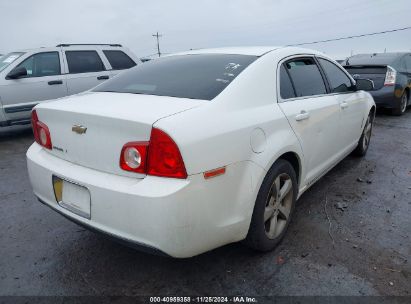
left=0, top=110, right=410, bottom=297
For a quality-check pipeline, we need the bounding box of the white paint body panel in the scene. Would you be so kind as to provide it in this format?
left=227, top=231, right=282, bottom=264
left=26, top=46, right=375, bottom=257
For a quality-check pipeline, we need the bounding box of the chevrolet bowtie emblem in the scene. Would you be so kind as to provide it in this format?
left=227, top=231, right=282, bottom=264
left=72, top=125, right=87, bottom=134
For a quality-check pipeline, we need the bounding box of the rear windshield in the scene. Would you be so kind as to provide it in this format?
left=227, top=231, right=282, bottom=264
left=345, top=53, right=400, bottom=66
left=0, top=52, right=25, bottom=72
left=94, top=54, right=257, bottom=100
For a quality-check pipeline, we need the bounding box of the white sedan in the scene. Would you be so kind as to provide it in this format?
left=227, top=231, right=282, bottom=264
left=27, top=47, right=375, bottom=258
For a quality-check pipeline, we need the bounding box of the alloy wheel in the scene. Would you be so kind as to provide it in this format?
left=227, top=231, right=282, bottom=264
left=264, top=173, right=293, bottom=239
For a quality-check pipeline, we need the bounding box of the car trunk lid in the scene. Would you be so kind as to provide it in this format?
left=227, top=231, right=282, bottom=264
left=35, top=92, right=204, bottom=178
left=343, top=65, right=388, bottom=90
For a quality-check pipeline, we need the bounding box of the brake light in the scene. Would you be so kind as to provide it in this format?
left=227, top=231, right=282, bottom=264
left=120, top=128, right=187, bottom=179
left=147, top=128, right=187, bottom=179
left=31, top=110, right=52, bottom=150
left=384, top=66, right=396, bottom=86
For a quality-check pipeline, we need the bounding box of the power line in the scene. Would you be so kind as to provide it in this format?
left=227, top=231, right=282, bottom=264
left=152, top=32, right=163, bottom=57
left=287, top=26, right=411, bottom=47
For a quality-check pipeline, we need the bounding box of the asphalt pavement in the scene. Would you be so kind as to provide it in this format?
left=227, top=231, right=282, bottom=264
left=0, top=110, right=410, bottom=297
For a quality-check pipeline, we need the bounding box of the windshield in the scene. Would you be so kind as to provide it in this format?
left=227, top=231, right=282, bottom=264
left=94, top=54, right=258, bottom=100
left=0, top=52, right=25, bottom=72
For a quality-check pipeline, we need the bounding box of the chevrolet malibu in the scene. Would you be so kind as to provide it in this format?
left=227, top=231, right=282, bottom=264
left=27, top=47, right=376, bottom=258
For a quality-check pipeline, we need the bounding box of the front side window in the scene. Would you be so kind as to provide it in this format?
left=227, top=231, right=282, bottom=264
left=103, top=50, right=136, bottom=70
left=285, top=58, right=327, bottom=97
left=15, top=52, right=60, bottom=77
left=318, top=58, right=354, bottom=93
left=94, top=54, right=257, bottom=100
left=0, top=52, right=25, bottom=72
left=65, top=51, right=105, bottom=74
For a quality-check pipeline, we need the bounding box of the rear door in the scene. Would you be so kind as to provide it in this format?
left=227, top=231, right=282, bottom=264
left=62, top=47, right=111, bottom=95
left=317, top=57, right=366, bottom=149
left=1, top=50, right=67, bottom=123
left=277, top=57, right=341, bottom=185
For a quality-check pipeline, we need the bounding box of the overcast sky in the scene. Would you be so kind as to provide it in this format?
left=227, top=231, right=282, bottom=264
left=1, top=0, right=411, bottom=59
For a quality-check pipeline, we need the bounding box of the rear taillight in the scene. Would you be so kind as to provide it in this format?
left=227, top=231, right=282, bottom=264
left=384, top=66, right=396, bottom=86
left=147, top=128, right=187, bottom=179
left=119, top=142, right=148, bottom=174
left=31, top=110, right=52, bottom=150
left=120, top=128, right=187, bottom=179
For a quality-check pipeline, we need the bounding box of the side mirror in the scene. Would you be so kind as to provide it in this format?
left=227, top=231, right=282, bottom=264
left=7, top=66, right=27, bottom=79
left=355, top=79, right=374, bottom=91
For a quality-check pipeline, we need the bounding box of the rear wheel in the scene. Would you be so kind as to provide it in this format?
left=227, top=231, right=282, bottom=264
left=245, top=159, right=297, bottom=252
left=392, top=92, right=408, bottom=116
left=353, top=111, right=373, bottom=156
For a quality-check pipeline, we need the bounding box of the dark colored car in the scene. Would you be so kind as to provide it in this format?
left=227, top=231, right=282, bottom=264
left=343, top=53, right=411, bottom=115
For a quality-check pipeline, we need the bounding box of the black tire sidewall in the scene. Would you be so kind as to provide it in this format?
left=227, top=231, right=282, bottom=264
left=353, top=112, right=373, bottom=156
left=245, top=159, right=298, bottom=252
left=393, top=93, right=407, bottom=116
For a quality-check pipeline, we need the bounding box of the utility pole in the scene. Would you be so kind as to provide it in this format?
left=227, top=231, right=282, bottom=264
left=152, top=32, right=162, bottom=57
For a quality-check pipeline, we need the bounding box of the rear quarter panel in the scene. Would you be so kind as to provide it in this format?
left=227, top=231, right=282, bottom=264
left=154, top=50, right=304, bottom=187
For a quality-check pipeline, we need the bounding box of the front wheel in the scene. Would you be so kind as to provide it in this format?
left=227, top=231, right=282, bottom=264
left=245, top=159, right=297, bottom=252
left=353, top=111, right=373, bottom=157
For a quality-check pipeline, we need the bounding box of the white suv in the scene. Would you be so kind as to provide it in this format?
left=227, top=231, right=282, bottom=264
left=0, top=44, right=139, bottom=127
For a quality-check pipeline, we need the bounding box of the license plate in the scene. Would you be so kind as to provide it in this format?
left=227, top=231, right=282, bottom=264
left=53, top=176, right=91, bottom=219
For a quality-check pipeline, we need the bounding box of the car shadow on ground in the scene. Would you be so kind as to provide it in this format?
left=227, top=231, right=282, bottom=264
left=0, top=125, right=32, bottom=142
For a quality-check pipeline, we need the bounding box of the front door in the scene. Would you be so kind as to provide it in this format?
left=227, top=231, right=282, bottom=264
left=1, top=51, right=67, bottom=123
left=316, top=57, right=366, bottom=150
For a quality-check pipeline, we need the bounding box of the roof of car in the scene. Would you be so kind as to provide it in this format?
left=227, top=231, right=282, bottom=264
left=7, top=44, right=124, bottom=53
left=169, top=46, right=324, bottom=57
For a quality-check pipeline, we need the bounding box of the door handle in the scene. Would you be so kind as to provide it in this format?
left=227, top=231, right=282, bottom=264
left=97, top=75, right=109, bottom=80
left=340, top=102, right=349, bottom=109
left=295, top=110, right=310, bottom=121
left=48, top=80, right=63, bottom=85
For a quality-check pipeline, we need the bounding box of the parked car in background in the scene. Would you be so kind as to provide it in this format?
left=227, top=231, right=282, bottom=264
left=0, top=44, right=139, bottom=127
left=343, top=52, right=411, bottom=115
left=27, top=46, right=375, bottom=258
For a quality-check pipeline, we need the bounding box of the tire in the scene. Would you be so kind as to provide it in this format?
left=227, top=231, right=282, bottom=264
left=353, top=111, right=373, bottom=157
left=392, top=92, right=408, bottom=116
left=245, top=159, right=298, bottom=252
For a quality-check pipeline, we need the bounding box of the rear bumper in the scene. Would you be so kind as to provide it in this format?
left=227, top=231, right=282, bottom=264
left=27, top=143, right=263, bottom=258
left=369, top=86, right=401, bottom=109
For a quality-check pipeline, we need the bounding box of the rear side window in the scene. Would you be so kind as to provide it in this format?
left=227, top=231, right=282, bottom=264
left=103, top=50, right=136, bottom=70
left=318, top=58, right=354, bottom=93
left=279, top=65, right=296, bottom=99
left=285, top=58, right=327, bottom=97
left=65, top=51, right=105, bottom=74
left=94, top=54, right=257, bottom=100
left=15, top=52, right=60, bottom=77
